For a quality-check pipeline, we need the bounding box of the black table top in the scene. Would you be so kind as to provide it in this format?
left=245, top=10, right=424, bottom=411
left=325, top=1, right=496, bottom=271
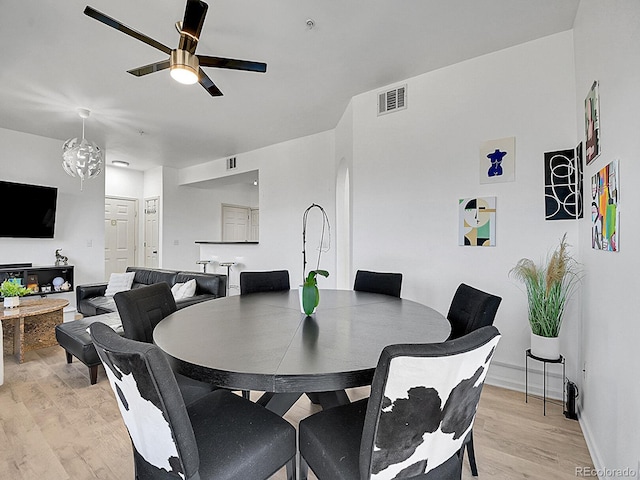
left=153, top=289, right=450, bottom=393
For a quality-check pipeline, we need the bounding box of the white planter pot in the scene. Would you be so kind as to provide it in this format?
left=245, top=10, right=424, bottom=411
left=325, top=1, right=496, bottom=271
left=530, top=333, right=560, bottom=360
left=4, top=296, right=20, bottom=309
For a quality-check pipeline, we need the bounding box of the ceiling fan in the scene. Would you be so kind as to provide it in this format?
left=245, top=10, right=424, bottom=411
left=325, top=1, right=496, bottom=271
left=84, top=0, right=267, bottom=96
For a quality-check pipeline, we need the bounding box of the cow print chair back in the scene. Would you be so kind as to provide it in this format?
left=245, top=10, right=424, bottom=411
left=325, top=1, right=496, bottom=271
left=299, top=326, right=501, bottom=480
left=90, top=321, right=200, bottom=479
left=90, top=322, right=298, bottom=480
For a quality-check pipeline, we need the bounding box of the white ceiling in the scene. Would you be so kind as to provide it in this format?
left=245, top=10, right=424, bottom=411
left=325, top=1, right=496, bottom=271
left=0, top=0, right=579, bottom=172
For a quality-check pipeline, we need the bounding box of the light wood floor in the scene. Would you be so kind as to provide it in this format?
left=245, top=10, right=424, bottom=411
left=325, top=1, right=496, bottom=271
left=0, top=345, right=594, bottom=479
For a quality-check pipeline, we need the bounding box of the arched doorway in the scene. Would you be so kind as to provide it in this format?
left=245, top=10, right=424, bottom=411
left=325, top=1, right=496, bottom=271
left=336, top=158, right=351, bottom=289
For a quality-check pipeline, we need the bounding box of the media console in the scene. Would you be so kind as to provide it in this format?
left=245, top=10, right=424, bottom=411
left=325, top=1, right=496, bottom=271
left=0, top=264, right=74, bottom=297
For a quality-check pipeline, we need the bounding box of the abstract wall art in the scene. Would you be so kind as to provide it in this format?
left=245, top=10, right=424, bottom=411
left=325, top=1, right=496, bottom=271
left=592, top=160, right=619, bottom=252
left=544, top=146, right=583, bottom=220
left=458, top=196, right=496, bottom=246
left=479, top=137, right=515, bottom=184
left=585, top=81, right=601, bottom=165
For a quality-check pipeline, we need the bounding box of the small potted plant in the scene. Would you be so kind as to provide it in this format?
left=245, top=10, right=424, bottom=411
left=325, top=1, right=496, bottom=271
left=301, top=270, right=329, bottom=315
left=1, top=279, right=32, bottom=308
left=301, top=204, right=331, bottom=316
left=510, top=233, right=581, bottom=360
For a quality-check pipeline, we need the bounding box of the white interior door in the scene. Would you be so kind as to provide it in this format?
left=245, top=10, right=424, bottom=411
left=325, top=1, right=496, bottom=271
left=144, top=197, right=159, bottom=268
left=104, top=197, right=137, bottom=279
left=222, top=204, right=250, bottom=242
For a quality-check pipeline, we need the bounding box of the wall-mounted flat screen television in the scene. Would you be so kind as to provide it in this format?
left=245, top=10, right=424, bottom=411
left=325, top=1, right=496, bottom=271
left=0, top=181, right=58, bottom=238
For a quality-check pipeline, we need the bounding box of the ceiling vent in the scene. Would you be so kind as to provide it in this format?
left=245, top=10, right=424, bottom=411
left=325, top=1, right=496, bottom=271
left=226, top=156, right=237, bottom=170
left=378, top=84, right=407, bottom=116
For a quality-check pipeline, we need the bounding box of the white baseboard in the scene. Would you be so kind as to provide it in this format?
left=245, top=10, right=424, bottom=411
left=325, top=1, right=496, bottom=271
left=486, top=359, right=564, bottom=401
left=578, top=414, right=608, bottom=479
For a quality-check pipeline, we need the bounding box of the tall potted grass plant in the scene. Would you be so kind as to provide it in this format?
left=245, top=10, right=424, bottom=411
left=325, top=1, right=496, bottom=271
left=510, top=233, right=581, bottom=360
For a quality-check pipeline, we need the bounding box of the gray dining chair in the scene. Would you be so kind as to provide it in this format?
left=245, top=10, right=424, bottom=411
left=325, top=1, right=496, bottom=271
left=299, top=326, right=501, bottom=480
left=445, top=282, right=502, bottom=476
left=90, top=322, right=297, bottom=480
left=353, top=270, right=403, bottom=297
left=114, top=283, right=248, bottom=403
left=240, top=270, right=291, bottom=294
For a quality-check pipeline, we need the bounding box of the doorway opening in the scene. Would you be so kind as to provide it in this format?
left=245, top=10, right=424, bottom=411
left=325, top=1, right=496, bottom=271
left=336, top=159, right=351, bottom=289
left=104, top=196, right=138, bottom=280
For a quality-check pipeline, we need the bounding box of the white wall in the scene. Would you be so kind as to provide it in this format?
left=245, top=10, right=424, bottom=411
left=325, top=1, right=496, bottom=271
left=335, top=101, right=354, bottom=289
left=573, top=1, right=640, bottom=476
left=105, top=165, right=145, bottom=267
left=161, top=167, right=207, bottom=271
left=0, top=127, right=105, bottom=308
left=199, top=130, right=337, bottom=292
left=348, top=31, right=579, bottom=392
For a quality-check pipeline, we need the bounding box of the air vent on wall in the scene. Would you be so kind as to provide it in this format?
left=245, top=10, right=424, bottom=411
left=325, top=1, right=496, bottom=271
left=378, top=84, right=407, bottom=116
left=227, top=157, right=237, bottom=170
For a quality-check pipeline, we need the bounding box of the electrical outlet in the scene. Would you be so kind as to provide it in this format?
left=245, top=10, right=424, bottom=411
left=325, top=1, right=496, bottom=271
left=173, top=239, right=179, bottom=246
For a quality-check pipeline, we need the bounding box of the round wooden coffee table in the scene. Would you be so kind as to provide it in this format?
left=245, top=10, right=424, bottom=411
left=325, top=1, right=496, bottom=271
left=1, top=297, right=69, bottom=363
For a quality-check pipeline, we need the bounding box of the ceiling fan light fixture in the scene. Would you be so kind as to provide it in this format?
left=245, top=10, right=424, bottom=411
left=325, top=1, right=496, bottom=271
left=170, top=49, right=199, bottom=84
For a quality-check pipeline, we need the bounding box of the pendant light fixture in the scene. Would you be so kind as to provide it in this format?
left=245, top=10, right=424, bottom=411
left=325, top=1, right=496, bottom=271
left=62, top=108, right=103, bottom=190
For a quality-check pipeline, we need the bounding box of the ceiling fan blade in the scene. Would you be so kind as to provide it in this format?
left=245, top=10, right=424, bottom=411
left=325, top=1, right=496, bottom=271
left=127, top=60, right=171, bottom=77
left=198, top=56, right=267, bottom=73
left=84, top=6, right=172, bottom=55
left=198, top=68, right=223, bottom=96
left=182, top=0, right=208, bottom=39
left=179, top=0, right=208, bottom=54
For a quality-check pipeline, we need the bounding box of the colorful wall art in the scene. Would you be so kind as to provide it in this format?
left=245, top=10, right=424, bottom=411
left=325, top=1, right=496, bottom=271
left=459, top=197, right=496, bottom=246
left=592, top=160, right=619, bottom=251
left=479, top=137, right=515, bottom=184
left=585, top=81, right=601, bottom=165
left=544, top=146, right=583, bottom=220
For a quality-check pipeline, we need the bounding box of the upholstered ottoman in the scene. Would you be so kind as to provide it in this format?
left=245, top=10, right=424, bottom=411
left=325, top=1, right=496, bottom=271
left=55, top=312, right=123, bottom=385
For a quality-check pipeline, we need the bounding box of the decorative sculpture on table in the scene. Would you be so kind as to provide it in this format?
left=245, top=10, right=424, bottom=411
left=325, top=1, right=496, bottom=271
left=301, top=204, right=330, bottom=315
left=55, top=249, right=69, bottom=266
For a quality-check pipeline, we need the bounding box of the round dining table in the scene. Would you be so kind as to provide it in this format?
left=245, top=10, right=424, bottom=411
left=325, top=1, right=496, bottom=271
left=154, top=289, right=450, bottom=415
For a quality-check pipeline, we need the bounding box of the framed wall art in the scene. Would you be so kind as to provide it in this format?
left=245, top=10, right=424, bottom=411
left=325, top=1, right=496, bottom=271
left=479, top=137, right=515, bottom=184
left=458, top=196, right=496, bottom=246
left=591, top=160, right=619, bottom=251
left=585, top=80, right=601, bottom=165
left=544, top=145, right=583, bottom=220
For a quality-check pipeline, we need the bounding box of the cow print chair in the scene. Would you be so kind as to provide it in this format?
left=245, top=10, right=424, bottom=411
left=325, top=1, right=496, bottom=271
left=446, top=283, right=502, bottom=475
left=90, top=322, right=297, bottom=480
left=353, top=270, right=403, bottom=298
left=299, top=325, right=501, bottom=480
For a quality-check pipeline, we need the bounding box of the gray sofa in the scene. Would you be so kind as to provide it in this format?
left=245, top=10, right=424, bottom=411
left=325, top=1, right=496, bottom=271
left=76, top=266, right=226, bottom=316
left=56, top=267, right=226, bottom=384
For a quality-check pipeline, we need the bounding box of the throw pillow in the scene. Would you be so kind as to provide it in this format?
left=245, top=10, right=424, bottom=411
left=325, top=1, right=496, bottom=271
left=104, top=272, right=136, bottom=297
left=171, top=279, right=197, bottom=301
